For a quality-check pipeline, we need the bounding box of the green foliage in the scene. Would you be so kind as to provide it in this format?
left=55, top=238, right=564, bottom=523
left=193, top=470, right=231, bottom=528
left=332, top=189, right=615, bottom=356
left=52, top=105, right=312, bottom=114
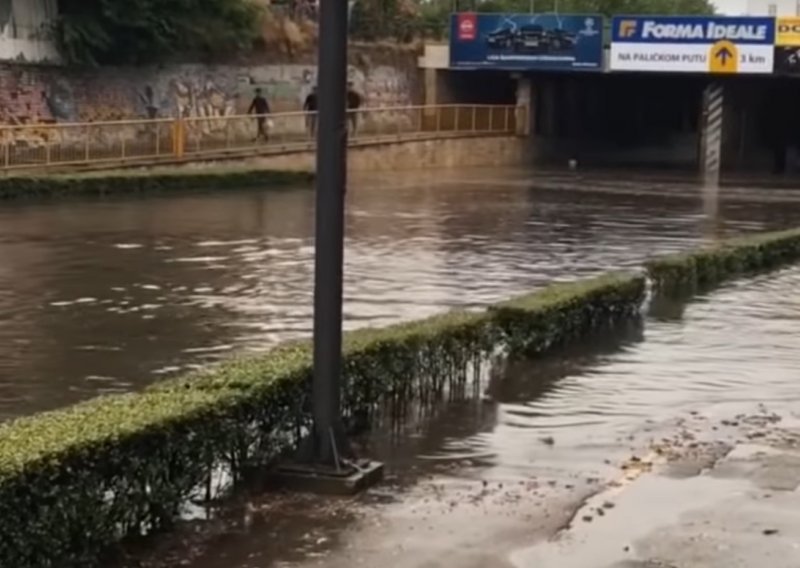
left=54, top=0, right=263, bottom=65
left=0, top=390, right=224, bottom=566
left=0, top=271, right=644, bottom=568
left=351, top=0, right=421, bottom=42
left=645, top=228, right=800, bottom=295
left=0, top=168, right=313, bottom=201
left=492, top=272, right=646, bottom=355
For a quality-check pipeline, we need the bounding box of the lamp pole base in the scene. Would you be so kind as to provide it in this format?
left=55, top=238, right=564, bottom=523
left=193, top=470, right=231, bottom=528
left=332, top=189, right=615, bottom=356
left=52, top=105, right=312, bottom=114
left=269, top=459, right=385, bottom=496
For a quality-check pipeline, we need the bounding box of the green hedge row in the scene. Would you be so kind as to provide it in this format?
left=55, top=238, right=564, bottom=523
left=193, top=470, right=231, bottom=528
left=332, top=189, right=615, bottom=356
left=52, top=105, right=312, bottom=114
left=645, top=227, right=800, bottom=294
left=0, top=168, right=313, bottom=200
left=3, top=226, right=800, bottom=567
left=0, top=272, right=644, bottom=568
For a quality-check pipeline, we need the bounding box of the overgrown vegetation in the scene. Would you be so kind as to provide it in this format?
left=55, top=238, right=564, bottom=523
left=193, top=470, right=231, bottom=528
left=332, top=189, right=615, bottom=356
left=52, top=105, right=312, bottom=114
left=54, top=0, right=263, bottom=65
left=350, top=0, right=422, bottom=42
left=0, top=272, right=643, bottom=568
left=53, top=0, right=717, bottom=62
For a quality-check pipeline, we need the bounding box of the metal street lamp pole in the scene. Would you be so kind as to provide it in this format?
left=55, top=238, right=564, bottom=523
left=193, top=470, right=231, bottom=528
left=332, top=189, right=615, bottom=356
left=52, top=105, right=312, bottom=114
left=309, top=0, right=350, bottom=467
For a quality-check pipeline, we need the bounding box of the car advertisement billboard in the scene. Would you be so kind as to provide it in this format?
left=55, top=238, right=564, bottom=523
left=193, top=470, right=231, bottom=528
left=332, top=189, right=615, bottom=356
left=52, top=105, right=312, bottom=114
left=775, top=17, right=800, bottom=74
left=610, top=16, right=775, bottom=74
left=449, top=13, right=604, bottom=71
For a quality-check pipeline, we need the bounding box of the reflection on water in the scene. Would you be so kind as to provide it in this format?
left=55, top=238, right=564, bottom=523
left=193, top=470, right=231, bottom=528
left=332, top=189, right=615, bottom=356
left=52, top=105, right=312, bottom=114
left=0, top=167, right=799, bottom=419
left=174, top=264, right=800, bottom=568
left=367, top=265, right=800, bottom=481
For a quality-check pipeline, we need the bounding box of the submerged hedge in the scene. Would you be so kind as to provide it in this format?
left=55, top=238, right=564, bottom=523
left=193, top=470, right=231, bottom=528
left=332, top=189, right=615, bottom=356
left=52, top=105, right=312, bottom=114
left=646, top=227, right=800, bottom=294
left=0, top=168, right=313, bottom=200
left=4, top=225, right=800, bottom=567
left=0, top=272, right=644, bottom=568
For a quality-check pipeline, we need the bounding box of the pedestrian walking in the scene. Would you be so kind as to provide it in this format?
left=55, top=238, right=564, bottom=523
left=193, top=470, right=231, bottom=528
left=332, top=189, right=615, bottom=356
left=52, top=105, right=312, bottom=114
left=346, top=82, right=363, bottom=137
left=248, top=88, right=271, bottom=143
left=304, top=86, right=319, bottom=137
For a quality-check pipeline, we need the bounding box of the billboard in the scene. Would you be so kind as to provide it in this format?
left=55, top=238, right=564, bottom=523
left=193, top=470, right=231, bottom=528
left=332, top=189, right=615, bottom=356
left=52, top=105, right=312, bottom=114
left=449, top=13, right=604, bottom=71
left=775, top=17, right=800, bottom=74
left=609, top=16, right=775, bottom=74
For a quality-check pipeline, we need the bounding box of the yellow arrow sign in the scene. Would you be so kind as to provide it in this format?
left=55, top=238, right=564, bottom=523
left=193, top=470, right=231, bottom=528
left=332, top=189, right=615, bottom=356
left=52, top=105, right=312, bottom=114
left=709, top=40, right=739, bottom=73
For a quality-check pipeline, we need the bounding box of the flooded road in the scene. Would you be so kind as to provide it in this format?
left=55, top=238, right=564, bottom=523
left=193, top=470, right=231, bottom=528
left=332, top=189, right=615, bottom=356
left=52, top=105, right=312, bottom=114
left=149, top=265, right=800, bottom=568
left=1, top=167, right=800, bottom=418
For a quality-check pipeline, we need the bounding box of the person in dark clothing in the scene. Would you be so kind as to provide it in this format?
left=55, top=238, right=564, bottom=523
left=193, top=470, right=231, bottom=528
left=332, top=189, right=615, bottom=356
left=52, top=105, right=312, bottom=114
left=346, top=82, right=363, bottom=136
left=303, top=86, right=318, bottom=137
left=248, top=88, right=271, bottom=142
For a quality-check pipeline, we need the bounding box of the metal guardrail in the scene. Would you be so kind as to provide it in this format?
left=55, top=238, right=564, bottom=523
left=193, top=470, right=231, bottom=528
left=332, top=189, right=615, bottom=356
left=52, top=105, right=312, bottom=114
left=0, top=104, right=521, bottom=173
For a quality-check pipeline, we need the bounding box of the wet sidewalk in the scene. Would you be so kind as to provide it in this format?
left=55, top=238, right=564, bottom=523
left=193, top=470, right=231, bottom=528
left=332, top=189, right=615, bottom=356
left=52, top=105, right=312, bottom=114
left=124, top=403, right=800, bottom=568
left=120, top=267, right=800, bottom=568
left=517, top=403, right=800, bottom=568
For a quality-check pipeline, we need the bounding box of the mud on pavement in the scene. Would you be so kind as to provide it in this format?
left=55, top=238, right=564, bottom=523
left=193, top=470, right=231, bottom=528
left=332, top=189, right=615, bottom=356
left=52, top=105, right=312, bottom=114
left=516, top=402, right=800, bottom=568
left=114, top=401, right=800, bottom=568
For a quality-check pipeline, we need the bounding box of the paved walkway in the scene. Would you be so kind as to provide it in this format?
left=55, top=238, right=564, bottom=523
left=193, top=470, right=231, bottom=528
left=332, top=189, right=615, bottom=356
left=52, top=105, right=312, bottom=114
left=5, top=131, right=506, bottom=176
left=116, top=399, right=800, bottom=568
left=517, top=402, right=800, bottom=568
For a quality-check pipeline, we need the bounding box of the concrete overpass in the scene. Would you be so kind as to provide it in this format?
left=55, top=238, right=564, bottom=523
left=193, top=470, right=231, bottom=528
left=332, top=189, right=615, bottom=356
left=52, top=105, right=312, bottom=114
left=419, top=41, right=800, bottom=178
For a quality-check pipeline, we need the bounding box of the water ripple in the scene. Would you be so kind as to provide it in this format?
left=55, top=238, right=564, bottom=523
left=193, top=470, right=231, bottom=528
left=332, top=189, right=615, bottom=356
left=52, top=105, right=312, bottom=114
left=0, top=168, right=799, bottom=419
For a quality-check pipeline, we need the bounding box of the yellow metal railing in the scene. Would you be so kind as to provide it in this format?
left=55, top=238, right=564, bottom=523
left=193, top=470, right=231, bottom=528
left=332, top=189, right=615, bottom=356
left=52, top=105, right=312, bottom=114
left=0, top=104, right=520, bottom=172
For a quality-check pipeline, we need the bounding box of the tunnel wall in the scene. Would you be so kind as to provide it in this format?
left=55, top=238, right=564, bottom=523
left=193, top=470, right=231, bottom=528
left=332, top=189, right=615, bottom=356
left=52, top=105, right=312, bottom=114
left=719, top=76, right=800, bottom=174
left=426, top=69, right=518, bottom=106
left=526, top=71, right=800, bottom=175
left=529, top=73, right=704, bottom=170
left=418, top=60, right=800, bottom=176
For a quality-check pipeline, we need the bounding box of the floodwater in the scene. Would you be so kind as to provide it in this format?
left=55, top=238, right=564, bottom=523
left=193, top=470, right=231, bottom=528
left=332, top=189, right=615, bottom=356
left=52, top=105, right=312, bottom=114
left=138, top=263, right=800, bottom=568
left=1, top=168, right=800, bottom=419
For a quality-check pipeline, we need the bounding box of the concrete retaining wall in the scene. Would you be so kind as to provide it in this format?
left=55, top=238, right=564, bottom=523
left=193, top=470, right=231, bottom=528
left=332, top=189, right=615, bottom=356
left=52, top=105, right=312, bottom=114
left=0, top=48, right=420, bottom=126
left=195, top=135, right=528, bottom=173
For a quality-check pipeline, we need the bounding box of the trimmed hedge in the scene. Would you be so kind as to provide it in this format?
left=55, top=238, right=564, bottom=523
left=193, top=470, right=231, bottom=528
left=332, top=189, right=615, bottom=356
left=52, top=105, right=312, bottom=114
left=0, top=272, right=644, bottom=568
left=4, top=226, right=800, bottom=567
left=491, top=273, right=645, bottom=356
left=0, top=168, right=314, bottom=200
left=646, top=228, right=800, bottom=294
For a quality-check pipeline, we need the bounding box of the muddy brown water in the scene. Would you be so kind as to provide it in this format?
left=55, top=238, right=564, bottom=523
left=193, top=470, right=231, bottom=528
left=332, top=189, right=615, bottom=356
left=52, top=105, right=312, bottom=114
left=138, top=262, right=800, bottom=568
left=0, top=167, right=799, bottom=420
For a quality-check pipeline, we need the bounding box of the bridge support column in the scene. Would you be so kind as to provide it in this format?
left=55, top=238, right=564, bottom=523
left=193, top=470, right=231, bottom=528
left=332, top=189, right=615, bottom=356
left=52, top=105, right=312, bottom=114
left=424, top=68, right=438, bottom=106
left=515, top=76, right=533, bottom=136
left=700, top=82, right=725, bottom=187
left=539, top=78, right=557, bottom=137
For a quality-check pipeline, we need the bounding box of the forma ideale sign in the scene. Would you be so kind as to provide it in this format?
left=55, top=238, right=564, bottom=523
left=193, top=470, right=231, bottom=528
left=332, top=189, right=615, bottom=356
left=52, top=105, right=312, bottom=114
left=449, top=13, right=604, bottom=71
left=610, top=16, right=776, bottom=74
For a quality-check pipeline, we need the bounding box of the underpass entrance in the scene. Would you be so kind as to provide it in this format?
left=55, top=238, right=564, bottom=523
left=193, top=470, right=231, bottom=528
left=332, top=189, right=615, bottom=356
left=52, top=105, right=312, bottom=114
left=529, top=73, right=705, bottom=171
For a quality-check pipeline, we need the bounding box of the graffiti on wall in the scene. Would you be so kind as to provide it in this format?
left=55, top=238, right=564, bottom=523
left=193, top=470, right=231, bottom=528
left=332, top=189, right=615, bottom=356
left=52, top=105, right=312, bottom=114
left=249, top=64, right=413, bottom=111
left=0, top=59, right=416, bottom=147
left=0, top=60, right=414, bottom=125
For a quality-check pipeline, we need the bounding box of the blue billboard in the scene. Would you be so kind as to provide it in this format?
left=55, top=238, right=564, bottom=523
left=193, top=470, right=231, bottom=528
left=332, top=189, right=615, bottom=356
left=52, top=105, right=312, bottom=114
left=449, top=13, right=604, bottom=71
